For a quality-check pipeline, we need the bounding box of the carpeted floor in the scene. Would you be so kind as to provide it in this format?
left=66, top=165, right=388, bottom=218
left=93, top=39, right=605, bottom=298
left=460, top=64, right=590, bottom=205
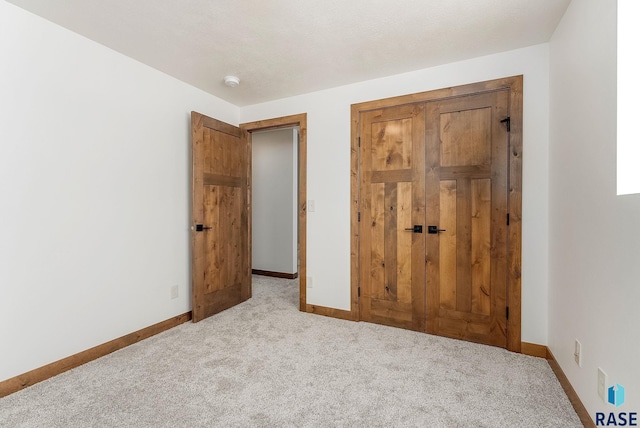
left=0, top=275, right=581, bottom=427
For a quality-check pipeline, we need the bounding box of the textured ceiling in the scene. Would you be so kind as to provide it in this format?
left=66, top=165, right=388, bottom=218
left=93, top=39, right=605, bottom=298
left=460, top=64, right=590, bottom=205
left=7, top=0, right=571, bottom=106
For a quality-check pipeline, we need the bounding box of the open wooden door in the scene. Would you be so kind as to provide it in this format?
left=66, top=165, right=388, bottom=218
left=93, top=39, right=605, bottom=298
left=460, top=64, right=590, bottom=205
left=191, top=111, right=250, bottom=323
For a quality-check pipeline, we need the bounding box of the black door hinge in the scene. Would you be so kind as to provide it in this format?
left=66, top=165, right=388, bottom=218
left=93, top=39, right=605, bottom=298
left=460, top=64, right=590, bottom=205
left=358, top=137, right=361, bottom=147
left=358, top=212, right=361, bottom=222
left=506, top=306, right=510, bottom=320
left=507, top=213, right=510, bottom=226
left=500, top=117, right=511, bottom=132
left=358, top=287, right=361, bottom=297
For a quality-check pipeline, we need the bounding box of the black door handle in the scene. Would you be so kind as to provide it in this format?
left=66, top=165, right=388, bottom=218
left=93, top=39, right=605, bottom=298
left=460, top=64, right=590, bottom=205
left=194, top=224, right=212, bottom=232
left=427, top=226, right=446, bottom=234
left=404, top=225, right=423, bottom=233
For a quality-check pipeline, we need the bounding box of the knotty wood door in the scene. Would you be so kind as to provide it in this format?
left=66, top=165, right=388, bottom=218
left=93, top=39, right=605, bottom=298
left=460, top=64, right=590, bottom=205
left=425, top=90, right=509, bottom=347
left=191, top=112, right=250, bottom=323
left=352, top=76, right=522, bottom=351
left=359, top=104, right=426, bottom=331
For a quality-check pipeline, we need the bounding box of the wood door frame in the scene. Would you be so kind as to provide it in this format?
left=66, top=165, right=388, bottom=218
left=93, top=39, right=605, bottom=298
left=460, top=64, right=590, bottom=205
left=350, top=76, right=523, bottom=352
left=240, top=114, right=308, bottom=312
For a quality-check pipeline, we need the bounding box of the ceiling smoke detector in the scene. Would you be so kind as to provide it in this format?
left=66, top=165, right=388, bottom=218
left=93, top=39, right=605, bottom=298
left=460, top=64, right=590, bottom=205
left=223, top=75, right=240, bottom=88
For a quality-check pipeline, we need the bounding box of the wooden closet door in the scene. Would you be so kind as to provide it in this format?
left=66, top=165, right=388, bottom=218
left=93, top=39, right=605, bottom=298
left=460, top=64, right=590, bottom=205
left=359, top=103, right=426, bottom=331
left=425, top=90, right=510, bottom=347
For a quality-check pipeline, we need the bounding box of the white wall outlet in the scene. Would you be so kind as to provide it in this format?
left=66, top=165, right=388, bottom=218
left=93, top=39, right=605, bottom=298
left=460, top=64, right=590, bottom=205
left=598, top=367, right=608, bottom=401
left=574, top=339, right=582, bottom=367
left=170, top=285, right=179, bottom=299
left=308, top=200, right=315, bottom=212
left=307, top=276, right=313, bottom=288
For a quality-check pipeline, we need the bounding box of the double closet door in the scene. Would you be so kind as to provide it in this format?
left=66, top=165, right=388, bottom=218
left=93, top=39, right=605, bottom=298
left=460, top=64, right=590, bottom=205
left=358, top=87, right=512, bottom=349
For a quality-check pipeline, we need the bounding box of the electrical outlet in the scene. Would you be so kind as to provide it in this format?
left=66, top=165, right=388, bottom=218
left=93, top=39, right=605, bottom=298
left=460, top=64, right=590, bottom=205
left=170, top=285, right=179, bottom=299
left=307, top=276, right=313, bottom=288
left=574, top=339, right=582, bottom=367
left=598, top=367, right=608, bottom=401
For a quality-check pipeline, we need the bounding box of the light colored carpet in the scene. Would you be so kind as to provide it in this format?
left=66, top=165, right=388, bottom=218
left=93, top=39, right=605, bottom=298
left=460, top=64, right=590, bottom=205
left=0, top=276, right=581, bottom=427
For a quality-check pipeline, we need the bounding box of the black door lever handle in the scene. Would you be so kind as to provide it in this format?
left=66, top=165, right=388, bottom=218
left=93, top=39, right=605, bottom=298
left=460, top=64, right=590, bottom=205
left=193, top=224, right=213, bottom=232
left=404, top=225, right=423, bottom=233
left=427, top=226, right=446, bottom=234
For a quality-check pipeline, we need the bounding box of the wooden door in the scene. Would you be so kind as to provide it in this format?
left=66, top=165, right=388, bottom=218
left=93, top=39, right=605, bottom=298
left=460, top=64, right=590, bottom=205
left=191, top=112, right=250, bottom=323
left=425, top=90, right=510, bottom=347
left=359, top=104, right=426, bottom=331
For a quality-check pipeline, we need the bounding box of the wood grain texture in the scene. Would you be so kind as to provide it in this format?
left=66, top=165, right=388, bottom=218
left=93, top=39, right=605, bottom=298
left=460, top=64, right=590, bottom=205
left=520, top=342, right=549, bottom=359
left=425, top=102, right=441, bottom=333
left=192, top=112, right=249, bottom=323
left=455, top=178, right=473, bottom=313
left=0, top=312, right=191, bottom=398
left=440, top=108, right=491, bottom=167
left=203, top=186, right=221, bottom=292
left=439, top=180, right=457, bottom=311
left=471, top=178, right=492, bottom=316
left=200, top=285, right=242, bottom=319
left=350, top=105, right=362, bottom=321
left=506, top=77, right=523, bottom=353
left=370, top=182, right=385, bottom=300
left=371, top=119, right=412, bottom=171
left=439, top=165, right=492, bottom=180
left=192, top=112, right=206, bottom=322
left=252, top=270, right=299, bottom=279
left=358, top=104, right=425, bottom=331
left=384, top=182, right=398, bottom=301
left=409, top=106, right=427, bottom=332
left=437, top=309, right=492, bottom=342
left=426, top=90, right=509, bottom=349
left=203, top=173, right=242, bottom=187
left=201, top=115, right=241, bottom=137
left=358, top=109, right=374, bottom=322
left=305, top=304, right=355, bottom=321
left=396, top=182, right=412, bottom=304
left=371, top=300, right=413, bottom=329
left=352, top=76, right=522, bottom=348
left=489, top=90, right=510, bottom=350
left=243, top=127, right=252, bottom=302
left=240, top=114, right=310, bottom=314
left=352, top=75, right=524, bottom=113
left=370, top=169, right=413, bottom=183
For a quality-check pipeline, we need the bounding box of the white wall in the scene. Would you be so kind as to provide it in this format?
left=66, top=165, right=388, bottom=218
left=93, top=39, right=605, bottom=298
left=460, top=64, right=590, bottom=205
left=252, top=128, right=298, bottom=274
left=549, top=0, right=640, bottom=418
left=241, top=44, right=551, bottom=345
left=1, top=0, right=556, bottom=383
left=4, top=1, right=634, bottom=418
left=0, top=1, right=239, bottom=381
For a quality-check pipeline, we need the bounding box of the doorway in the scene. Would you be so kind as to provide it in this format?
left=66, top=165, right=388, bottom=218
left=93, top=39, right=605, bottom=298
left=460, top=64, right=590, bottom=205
left=240, top=114, right=308, bottom=312
left=251, top=127, right=300, bottom=280
left=191, top=113, right=307, bottom=321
